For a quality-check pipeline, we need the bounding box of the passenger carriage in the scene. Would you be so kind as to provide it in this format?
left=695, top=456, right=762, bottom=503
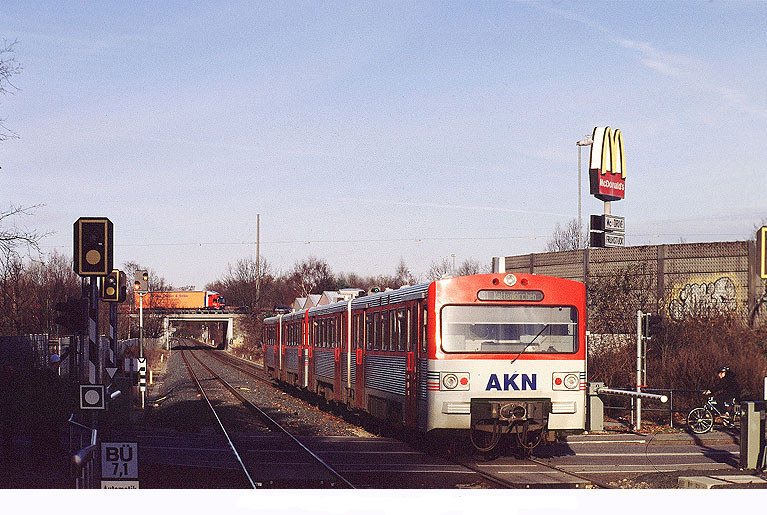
left=263, top=273, right=586, bottom=452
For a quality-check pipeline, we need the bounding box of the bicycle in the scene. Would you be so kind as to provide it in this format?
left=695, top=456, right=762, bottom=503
left=686, top=396, right=741, bottom=434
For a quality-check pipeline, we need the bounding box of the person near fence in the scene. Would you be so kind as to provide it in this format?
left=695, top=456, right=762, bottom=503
left=703, top=366, right=740, bottom=417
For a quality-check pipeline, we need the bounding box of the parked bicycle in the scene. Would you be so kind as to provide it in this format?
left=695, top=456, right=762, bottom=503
left=686, top=396, right=740, bottom=434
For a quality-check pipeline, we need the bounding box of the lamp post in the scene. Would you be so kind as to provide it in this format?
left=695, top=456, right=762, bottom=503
left=576, top=135, right=594, bottom=248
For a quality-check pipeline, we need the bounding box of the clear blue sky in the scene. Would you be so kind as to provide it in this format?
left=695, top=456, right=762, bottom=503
left=1, top=1, right=765, bottom=288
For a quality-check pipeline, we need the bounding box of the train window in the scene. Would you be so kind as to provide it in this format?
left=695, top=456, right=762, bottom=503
left=341, top=314, right=346, bottom=350
left=331, top=317, right=337, bottom=348
left=397, top=308, right=409, bottom=352
left=440, top=305, right=578, bottom=354
left=356, top=314, right=362, bottom=350
left=373, top=311, right=380, bottom=351
left=381, top=310, right=389, bottom=351
left=353, top=314, right=359, bottom=350
left=366, top=314, right=373, bottom=351
left=422, top=304, right=428, bottom=353
left=390, top=309, right=397, bottom=352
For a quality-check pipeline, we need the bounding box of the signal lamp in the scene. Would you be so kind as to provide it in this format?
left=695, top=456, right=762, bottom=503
left=101, top=270, right=125, bottom=302
left=73, top=217, right=113, bottom=276
left=134, top=270, right=148, bottom=292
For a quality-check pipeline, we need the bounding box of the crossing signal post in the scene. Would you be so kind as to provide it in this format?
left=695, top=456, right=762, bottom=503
left=641, top=314, right=663, bottom=339
left=134, top=270, right=149, bottom=409
left=635, top=311, right=664, bottom=430
left=73, top=217, right=114, bottom=385
left=101, top=270, right=126, bottom=376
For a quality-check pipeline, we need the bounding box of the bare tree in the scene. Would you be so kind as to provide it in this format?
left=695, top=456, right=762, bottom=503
left=0, top=39, right=21, bottom=142
left=0, top=204, right=47, bottom=260
left=287, top=256, right=336, bottom=297
left=456, top=258, right=485, bottom=276
left=546, top=218, right=586, bottom=252
left=426, top=257, right=453, bottom=281
left=393, top=258, right=417, bottom=287
left=0, top=42, right=48, bottom=264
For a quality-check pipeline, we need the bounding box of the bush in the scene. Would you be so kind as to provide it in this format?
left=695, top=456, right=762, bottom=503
left=589, top=312, right=767, bottom=414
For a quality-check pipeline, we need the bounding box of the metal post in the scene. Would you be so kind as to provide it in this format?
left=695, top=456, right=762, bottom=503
left=139, top=292, right=144, bottom=409
left=256, top=213, right=260, bottom=296
left=636, top=310, right=643, bottom=431
left=576, top=135, right=593, bottom=248
left=577, top=145, right=581, bottom=246
left=88, top=278, right=100, bottom=385
left=108, top=302, right=117, bottom=370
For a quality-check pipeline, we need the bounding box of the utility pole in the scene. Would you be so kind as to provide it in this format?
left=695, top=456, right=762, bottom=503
left=256, top=213, right=261, bottom=296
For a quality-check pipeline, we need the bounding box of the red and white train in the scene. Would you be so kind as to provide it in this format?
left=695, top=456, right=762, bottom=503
left=263, top=273, right=586, bottom=452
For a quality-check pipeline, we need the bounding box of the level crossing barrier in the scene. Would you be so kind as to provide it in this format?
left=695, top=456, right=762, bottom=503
left=596, top=386, right=701, bottom=428
left=68, top=414, right=98, bottom=489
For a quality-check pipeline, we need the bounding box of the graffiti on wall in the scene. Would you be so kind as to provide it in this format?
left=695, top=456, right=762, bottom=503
left=668, top=276, right=738, bottom=321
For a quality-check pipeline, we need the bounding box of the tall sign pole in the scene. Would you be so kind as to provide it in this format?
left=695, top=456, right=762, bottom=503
left=73, top=217, right=113, bottom=385
left=758, top=226, right=767, bottom=279
left=134, top=270, right=148, bottom=409
left=587, top=127, right=626, bottom=248
left=72, top=217, right=114, bottom=425
left=88, top=277, right=100, bottom=385
left=576, top=136, right=593, bottom=248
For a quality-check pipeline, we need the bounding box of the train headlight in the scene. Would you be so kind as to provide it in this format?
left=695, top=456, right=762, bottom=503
left=553, top=372, right=582, bottom=391
left=564, top=374, right=579, bottom=390
left=442, top=374, right=458, bottom=390
left=440, top=372, right=470, bottom=391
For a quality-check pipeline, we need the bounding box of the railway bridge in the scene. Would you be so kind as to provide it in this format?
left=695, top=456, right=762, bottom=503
left=128, top=309, right=250, bottom=349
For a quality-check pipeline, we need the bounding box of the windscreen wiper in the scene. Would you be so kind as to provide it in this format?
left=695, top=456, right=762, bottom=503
left=509, top=323, right=550, bottom=366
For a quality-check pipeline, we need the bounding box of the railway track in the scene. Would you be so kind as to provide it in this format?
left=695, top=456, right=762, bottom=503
left=190, top=341, right=608, bottom=488
left=179, top=346, right=355, bottom=488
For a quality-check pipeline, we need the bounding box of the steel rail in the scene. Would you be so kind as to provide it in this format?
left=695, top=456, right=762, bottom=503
left=202, top=345, right=603, bottom=489
left=451, top=455, right=613, bottom=489
left=200, top=345, right=272, bottom=386
left=187, top=345, right=356, bottom=489
left=179, top=349, right=258, bottom=489
left=526, top=457, right=614, bottom=489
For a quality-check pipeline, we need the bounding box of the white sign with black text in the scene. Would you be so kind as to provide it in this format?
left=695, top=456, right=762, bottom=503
left=101, top=442, right=138, bottom=480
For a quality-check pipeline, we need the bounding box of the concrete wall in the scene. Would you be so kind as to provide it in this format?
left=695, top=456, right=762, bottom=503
left=495, top=240, right=765, bottom=325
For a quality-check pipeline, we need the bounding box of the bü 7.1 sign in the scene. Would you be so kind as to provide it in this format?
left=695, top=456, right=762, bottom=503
left=101, top=442, right=138, bottom=479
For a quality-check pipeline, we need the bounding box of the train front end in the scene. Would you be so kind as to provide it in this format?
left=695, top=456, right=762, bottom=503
left=425, top=273, right=587, bottom=452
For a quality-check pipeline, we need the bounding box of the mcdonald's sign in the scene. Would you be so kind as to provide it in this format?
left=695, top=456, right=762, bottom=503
left=588, top=126, right=625, bottom=201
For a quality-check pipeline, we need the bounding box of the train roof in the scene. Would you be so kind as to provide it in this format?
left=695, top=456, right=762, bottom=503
left=264, top=282, right=430, bottom=323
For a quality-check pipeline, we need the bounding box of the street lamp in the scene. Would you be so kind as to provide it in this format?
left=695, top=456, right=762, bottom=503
left=576, top=135, right=594, bottom=248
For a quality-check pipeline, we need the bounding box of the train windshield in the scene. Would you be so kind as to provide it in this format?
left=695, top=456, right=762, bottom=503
left=440, top=305, right=578, bottom=354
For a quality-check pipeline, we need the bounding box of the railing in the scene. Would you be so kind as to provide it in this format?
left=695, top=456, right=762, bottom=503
left=68, top=414, right=98, bottom=489
left=602, top=388, right=703, bottom=428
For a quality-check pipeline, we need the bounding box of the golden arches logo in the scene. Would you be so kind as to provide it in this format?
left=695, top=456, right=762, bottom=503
left=589, top=126, right=626, bottom=201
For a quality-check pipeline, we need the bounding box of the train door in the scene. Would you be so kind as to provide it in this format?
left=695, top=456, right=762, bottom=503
left=334, top=312, right=344, bottom=403
left=354, top=310, right=367, bottom=410
left=404, top=303, right=420, bottom=428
